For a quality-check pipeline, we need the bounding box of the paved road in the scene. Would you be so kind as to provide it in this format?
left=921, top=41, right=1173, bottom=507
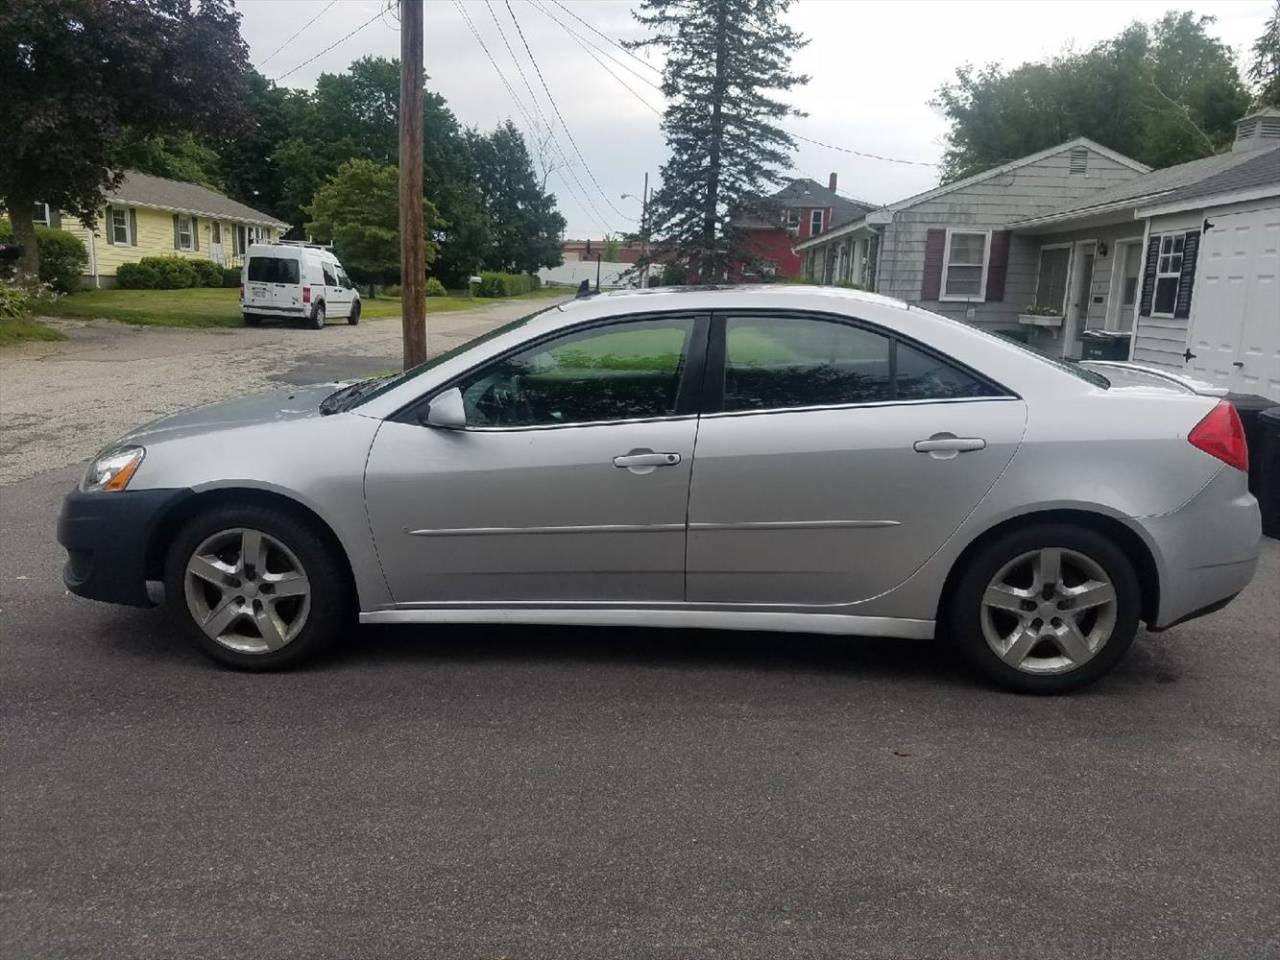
left=2, top=464, right=1277, bottom=958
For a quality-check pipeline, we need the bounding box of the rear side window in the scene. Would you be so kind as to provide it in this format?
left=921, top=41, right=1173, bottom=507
left=721, top=314, right=1002, bottom=412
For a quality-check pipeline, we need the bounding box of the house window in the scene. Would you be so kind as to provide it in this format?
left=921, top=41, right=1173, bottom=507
left=177, top=214, right=194, bottom=251
left=1034, top=245, right=1072, bottom=313
left=941, top=230, right=989, bottom=300
left=32, top=203, right=51, bottom=227
left=810, top=209, right=824, bottom=236
left=110, top=208, right=130, bottom=245
left=783, top=209, right=801, bottom=230
left=1153, top=233, right=1184, bottom=316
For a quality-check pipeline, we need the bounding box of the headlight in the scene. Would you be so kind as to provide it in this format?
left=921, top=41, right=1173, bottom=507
left=81, top=446, right=145, bottom=492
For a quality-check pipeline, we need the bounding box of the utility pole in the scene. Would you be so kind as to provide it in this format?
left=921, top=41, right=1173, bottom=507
left=399, top=0, right=426, bottom=369
left=641, top=171, right=650, bottom=288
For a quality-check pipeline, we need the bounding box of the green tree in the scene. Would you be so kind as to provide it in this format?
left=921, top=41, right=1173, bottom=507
left=466, top=121, right=566, bottom=276
left=1250, top=1, right=1280, bottom=107
left=629, top=0, right=808, bottom=279
left=0, top=0, right=250, bottom=278
left=933, top=11, right=1251, bottom=181
left=110, top=131, right=221, bottom=186
left=305, top=159, right=440, bottom=286
left=602, top=234, right=621, bottom=261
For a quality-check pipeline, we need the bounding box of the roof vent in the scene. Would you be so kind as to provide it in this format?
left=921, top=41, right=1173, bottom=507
left=1233, top=108, right=1280, bottom=152
left=1069, top=147, right=1088, bottom=175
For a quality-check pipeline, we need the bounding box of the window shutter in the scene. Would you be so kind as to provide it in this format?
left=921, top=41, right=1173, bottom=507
left=128, top=209, right=138, bottom=246
left=104, top=208, right=114, bottom=246
left=984, top=230, right=1011, bottom=301
left=1137, top=235, right=1160, bottom=317
left=192, top=216, right=199, bottom=251
left=1173, top=230, right=1199, bottom=320
left=173, top=214, right=180, bottom=249
left=49, top=209, right=62, bottom=229
left=921, top=228, right=946, bottom=300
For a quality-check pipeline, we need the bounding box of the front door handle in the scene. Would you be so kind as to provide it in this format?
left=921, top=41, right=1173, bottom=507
left=613, top=451, right=681, bottom=469
left=914, top=435, right=986, bottom=458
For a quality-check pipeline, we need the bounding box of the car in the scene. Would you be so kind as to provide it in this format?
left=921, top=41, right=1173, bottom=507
left=239, top=241, right=360, bottom=329
left=57, top=286, right=1261, bottom=693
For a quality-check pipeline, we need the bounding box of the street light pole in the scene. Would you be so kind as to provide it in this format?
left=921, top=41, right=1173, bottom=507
left=623, top=173, right=652, bottom=288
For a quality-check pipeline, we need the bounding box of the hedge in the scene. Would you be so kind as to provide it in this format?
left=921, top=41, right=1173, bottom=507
left=425, top=277, right=447, bottom=297
left=475, top=271, right=537, bottom=298
left=116, top=256, right=220, bottom=289
left=0, top=218, right=88, bottom=294
left=222, top=267, right=241, bottom=288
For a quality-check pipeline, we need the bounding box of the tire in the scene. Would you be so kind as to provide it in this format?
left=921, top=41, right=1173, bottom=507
left=163, top=504, right=351, bottom=671
left=243, top=313, right=262, bottom=327
left=309, top=302, right=326, bottom=329
left=347, top=300, right=361, bottom=326
left=945, top=523, right=1141, bottom=694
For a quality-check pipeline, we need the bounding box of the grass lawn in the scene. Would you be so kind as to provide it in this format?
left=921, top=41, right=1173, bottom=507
left=44, top=286, right=566, bottom=329
left=0, top=316, right=67, bottom=347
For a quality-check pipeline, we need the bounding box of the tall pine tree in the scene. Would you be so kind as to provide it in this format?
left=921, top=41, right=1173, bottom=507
left=630, top=0, right=807, bottom=279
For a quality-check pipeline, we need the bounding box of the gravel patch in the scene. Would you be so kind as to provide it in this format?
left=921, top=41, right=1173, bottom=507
left=0, top=300, right=564, bottom=486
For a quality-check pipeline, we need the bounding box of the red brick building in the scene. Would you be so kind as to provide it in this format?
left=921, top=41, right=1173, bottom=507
left=561, top=238, right=645, bottom=264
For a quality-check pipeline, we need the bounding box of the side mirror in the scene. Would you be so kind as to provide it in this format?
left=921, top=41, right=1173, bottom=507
left=420, top=386, right=467, bottom=430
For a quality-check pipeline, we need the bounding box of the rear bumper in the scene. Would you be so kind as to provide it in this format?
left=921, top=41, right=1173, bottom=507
left=57, top=486, right=191, bottom=607
left=240, top=303, right=306, bottom=316
left=1140, top=466, right=1261, bottom=628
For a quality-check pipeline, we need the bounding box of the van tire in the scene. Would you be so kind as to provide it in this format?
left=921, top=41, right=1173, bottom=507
left=347, top=301, right=360, bottom=326
left=243, top=313, right=262, bottom=327
left=309, top=303, right=326, bottom=330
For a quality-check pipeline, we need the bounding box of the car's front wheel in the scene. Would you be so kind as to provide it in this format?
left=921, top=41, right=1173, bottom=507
left=164, top=505, right=350, bottom=670
left=347, top=300, right=360, bottom=325
left=946, top=524, right=1140, bottom=694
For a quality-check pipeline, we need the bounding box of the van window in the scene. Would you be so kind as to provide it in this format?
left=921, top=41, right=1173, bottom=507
left=322, top=264, right=337, bottom=286
left=246, top=257, right=300, bottom=284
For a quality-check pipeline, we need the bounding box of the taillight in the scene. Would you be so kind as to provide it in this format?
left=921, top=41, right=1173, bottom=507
left=1188, top=400, right=1248, bottom=472
left=302, top=286, right=311, bottom=304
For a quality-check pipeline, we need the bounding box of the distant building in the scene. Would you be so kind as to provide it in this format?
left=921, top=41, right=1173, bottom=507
left=562, top=238, right=644, bottom=264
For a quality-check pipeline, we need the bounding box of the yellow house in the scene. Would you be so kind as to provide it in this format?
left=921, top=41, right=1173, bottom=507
left=39, top=171, right=289, bottom=288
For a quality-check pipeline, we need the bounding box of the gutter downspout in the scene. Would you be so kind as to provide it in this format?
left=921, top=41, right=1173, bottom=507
left=88, top=226, right=99, bottom=289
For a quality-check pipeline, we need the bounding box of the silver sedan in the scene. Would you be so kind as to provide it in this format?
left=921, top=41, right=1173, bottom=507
left=58, top=287, right=1261, bottom=693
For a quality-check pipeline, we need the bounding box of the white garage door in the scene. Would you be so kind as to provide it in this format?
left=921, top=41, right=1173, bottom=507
left=1185, top=204, right=1280, bottom=401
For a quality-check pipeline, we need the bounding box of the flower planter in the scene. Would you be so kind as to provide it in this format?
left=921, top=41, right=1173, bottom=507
left=1018, top=312, right=1064, bottom=327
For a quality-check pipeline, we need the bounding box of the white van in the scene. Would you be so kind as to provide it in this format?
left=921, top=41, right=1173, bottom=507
left=240, top=242, right=361, bottom=329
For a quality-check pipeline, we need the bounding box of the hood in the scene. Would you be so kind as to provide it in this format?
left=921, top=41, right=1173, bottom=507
left=117, top=383, right=346, bottom=447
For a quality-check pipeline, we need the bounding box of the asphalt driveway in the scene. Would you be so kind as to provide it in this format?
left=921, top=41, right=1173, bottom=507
left=1, top=463, right=1277, bottom=959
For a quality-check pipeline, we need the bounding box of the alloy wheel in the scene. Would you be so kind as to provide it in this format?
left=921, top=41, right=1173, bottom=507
left=183, top=527, right=312, bottom=654
left=979, top=547, right=1118, bottom=675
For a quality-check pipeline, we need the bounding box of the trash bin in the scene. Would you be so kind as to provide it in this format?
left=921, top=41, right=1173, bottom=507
left=1078, top=329, right=1133, bottom=361
left=1227, top=393, right=1276, bottom=498
left=1256, top=405, right=1280, bottom=540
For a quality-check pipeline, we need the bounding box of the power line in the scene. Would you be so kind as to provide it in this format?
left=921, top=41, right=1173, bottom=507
left=502, top=0, right=632, bottom=222
left=788, top=132, right=939, bottom=167
left=257, top=0, right=337, bottom=68
left=272, top=9, right=384, bottom=83
left=452, top=0, right=615, bottom=234
left=532, top=2, right=662, bottom=117
left=531, top=0, right=663, bottom=92
left=546, top=0, right=662, bottom=77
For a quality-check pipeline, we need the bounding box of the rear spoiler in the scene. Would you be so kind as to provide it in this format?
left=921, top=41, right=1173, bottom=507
left=1077, top=360, right=1230, bottom=397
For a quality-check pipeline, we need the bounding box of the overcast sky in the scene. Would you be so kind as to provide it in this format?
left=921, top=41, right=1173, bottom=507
left=238, top=0, right=1273, bottom=238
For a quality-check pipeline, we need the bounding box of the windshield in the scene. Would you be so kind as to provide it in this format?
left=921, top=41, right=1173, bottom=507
left=336, top=303, right=562, bottom=412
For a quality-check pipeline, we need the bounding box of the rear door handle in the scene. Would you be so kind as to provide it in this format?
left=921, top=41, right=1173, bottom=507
left=914, top=435, right=986, bottom=456
left=613, top=451, right=681, bottom=468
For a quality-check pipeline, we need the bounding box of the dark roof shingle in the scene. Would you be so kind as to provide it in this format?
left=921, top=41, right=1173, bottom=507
left=108, top=171, right=287, bottom=227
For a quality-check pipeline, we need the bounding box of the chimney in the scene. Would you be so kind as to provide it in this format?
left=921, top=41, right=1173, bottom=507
left=828, top=172, right=838, bottom=191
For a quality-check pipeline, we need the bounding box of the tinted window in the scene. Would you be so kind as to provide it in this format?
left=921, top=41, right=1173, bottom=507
left=322, top=264, right=337, bottom=286
left=458, top=317, right=695, bottom=427
left=722, top=315, right=1001, bottom=411
left=723, top=316, right=892, bottom=411
left=276, top=258, right=300, bottom=284
left=246, top=257, right=300, bottom=284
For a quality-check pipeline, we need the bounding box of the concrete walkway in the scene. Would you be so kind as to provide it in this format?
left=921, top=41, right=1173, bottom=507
left=0, top=297, right=567, bottom=485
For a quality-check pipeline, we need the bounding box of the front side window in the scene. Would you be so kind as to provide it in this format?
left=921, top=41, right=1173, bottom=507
left=322, top=264, right=337, bottom=287
left=458, top=316, right=696, bottom=428
left=111, top=208, right=129, bottom=245
left=722, top=315, right=1000, bottom=413
left=942, top=231, right=989, bottom=300
left=1034, top=246, right=1071, bottom=313
left=177, top=214, right=193, bottom=251
left=1153, top=233, right=1184, bottom=315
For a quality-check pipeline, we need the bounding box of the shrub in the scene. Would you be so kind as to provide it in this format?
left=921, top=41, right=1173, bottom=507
left=0, top=219, right=88, bottom=294
left=659, top=262, right=688, bottom=286
left=475, top=271, right=534, bottom=298
left=424, top=277, right=447, bottom=297
left=381, top=283, right=402, bottom=298
left=189, top=259, right=224, bottom=288
left=145, top=256, right=198, bottom=289
left=222, top=267, right=241, bottom=288
left=0, top=278, right=58, bottom=319
left=116, top=261, right=161, bottom=289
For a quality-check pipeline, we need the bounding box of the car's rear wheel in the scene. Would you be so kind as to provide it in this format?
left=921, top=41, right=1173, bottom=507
left=243, top=313, right=262, bottom=327
left=163, top=505, right=350, bottom=670
left=347, top=300, right=360, bottom=325
left=309, top=303, right=326, bottom=329
left=946, top=524, right=1140, bottom=694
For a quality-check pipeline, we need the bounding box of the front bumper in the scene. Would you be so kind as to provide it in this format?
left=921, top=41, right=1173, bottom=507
left=57, top=486, right=191, bottom=607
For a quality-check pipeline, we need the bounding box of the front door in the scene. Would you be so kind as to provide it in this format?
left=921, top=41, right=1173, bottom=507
left=685, top=312, right=1027, bottom=606
left=1064, top=241, right=1096, bottom=358
left=364, top=314, right=707, bottom=604
left=1185, top=207, right=1280, bottom=400
left=321, top=262, right=351, bottom=318
left=209, top=221, right=225, bottom=266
